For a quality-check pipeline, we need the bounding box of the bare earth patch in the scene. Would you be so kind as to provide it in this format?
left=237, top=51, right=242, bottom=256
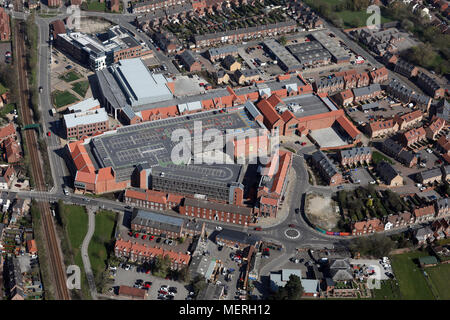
left=305, top=193, right=339, bottom=230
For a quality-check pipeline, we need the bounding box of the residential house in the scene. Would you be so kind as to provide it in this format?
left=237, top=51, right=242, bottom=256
left=352, top=219, right=384, bottom=235
left=431, top=218, right=449, bottom=239
left=338, top=147, right=372, bottom=167
left=418, top=167, right=443, bottom=185
left=213, top=70, right=230, bottom=85
left=311, top=150, right=343, bottom=186
left=415, top=226, right=434, bottom=244
left=332, top=89, right=354, bottom=106
left=207, top=45, right=239, bottom=62
left=114, top=239, right=191, bottom=270
left=179, top=50, right=202, bottom=72
left=222, top=55, right=241, bottom=72
left=435, top=198, right=450, bottom=217
left=399, top=127, right=426, bottom=147
left=425, top=117, right=446, bottom=140
left=313, top=76, right=345, bottom=94
left=376, top=161, right=403, bottom=186
left=394, top=59, right=419, bottom=78
left=384, top=212, right=414, bottom=230
left=270, top=269, right=320, bottom=297
left=381, top=138, right=417, bottom=167
left=393, top=110, right=423, bottom=131
left=369, top=67, right=389, bottom=84
left=234, top=69, right=261, bottom=85
left=368, top=118, right=399, bottom=138
left=352, top=84, right=382, bottom=103
left=416, top=71, right=445, bottom=99
left=413, top=205, right=436, bottom=222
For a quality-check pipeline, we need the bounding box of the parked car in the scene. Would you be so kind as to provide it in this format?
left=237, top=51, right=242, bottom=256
left=254, top=227, right=262, bottom=231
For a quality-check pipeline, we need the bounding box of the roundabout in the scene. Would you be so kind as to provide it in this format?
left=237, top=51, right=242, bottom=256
left=285, top=228, right=301, bottom=240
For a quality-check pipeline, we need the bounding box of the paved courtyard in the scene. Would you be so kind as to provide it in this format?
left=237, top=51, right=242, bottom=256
left=309, top=127, right=348, bottom=148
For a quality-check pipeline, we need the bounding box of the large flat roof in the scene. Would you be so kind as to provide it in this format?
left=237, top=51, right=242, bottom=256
left=64, top=108, right=108, bottom=128
left=111, top=58, right=173, bottom=106
left=282, top=93, right=336, bottom=118
left=87, top=106, right=262, bottom=180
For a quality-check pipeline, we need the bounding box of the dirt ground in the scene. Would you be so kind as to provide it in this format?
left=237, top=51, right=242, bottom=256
left=305, top=193, right=339, bottom=230
left=76, top=17, right=112, bottom=34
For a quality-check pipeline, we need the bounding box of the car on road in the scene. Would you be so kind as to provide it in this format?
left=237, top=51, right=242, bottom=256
left=337, top=186, right=344, bottom=190
left=295, top=208, right=300, bottom=214
left=124, top=205, right=131, bottom=209
left=39, top=86, right=43, bottom=93
left=124, top=264, right=131, bottom=271
left=288, top=224, right=296, bottom=228
left=215, top=226, right=223, bottom=231
left=254, top=227, right=262, bottom=231
left=47, top=131, right=51, bottom=136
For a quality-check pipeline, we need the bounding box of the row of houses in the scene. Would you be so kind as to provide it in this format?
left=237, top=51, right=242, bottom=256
left=385, top=54, right=446, bottom=100
left=417, top=165, right=450, bottom=185
left=351, top=198, right=450, bottom=235
left=314, top=67, right=389, bottom=96
left=368, top=108, right=424, bottom=138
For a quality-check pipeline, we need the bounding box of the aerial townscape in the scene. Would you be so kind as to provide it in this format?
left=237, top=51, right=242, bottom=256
left=0, top=0, right=448, bottom=305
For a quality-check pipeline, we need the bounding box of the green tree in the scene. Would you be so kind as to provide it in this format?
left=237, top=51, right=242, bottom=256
left=278, top=36, right=287, bottom=46
left=191, top=275, right=207, bottom=299
left=269, top=274, right=304, bottom=300
left=349, top=234, right=395, bottom=258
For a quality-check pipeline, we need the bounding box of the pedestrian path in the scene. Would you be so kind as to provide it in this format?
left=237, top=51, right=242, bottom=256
left=81, top=206, right=98, bottom=300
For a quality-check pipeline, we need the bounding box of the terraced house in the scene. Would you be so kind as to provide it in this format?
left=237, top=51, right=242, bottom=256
left=435, top=198, right=450, bottom=217
left=399, top=127, right=426, bottom=147
left=368, top=118, right=399, bottom=138
left=425, top=117, right=446, bottom=140
left=413, top=205, right=436, bottom=222
left=384, top=212, right=414, bottom=230
left=351, top=219, right=384, bottom=235
left=416, top=71, right=445, bottom=99
left=417, top=167, right=443, bottom=185
left=311, top=150, right=343, bottom=186
left=114, top=239, right=191, bottom=269
left=338, top=147, right=372, bottom=167
left=393, top=109, right=423, bottom=131
left=381, top=138, right=418, bottom=167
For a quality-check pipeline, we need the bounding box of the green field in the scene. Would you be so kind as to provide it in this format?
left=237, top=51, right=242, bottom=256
left=372, top=151, right=394, bottom=165
left=372, top=279, right=401, bottom=300
left=59, top=71, right=81, bottom=83
left=87, top=1, right=106, bottom=11
left=52, top=90, right=79, bottom=107
left=336, top=10, right=393, bottom=28
left=59, top=204, right=92, bottom=299
left=426, top=264, right=450, bottom=300
left=71, top=81, right=90, bottom=98
left=390, top=251, right=435, bottom=300
left=88, top=210, right=117, bottom=290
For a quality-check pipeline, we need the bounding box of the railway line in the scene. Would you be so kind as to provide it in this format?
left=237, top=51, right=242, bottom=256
left=13, top=4, right=70, bottom=300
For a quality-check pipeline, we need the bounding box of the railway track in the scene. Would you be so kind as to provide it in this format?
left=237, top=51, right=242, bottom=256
left=13, top=9, right=70, bottom=300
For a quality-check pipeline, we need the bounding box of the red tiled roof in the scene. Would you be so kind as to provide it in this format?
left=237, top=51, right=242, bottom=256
left=438, top=135, right=450, bottom=152
left=270, top=150, right=292, bottom=195
left=402, top=127, right=426, bottom=142
left=118, top=285, right=146, bottom=299
left=414, top=205, right=435, bottom=217
left=0, top=123, right=15, bottom=140
left=336, top=116, right=360, bottom=139
left=256, top=98, right=282, bottom=128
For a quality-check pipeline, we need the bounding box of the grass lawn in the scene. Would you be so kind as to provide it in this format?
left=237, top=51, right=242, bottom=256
left=88, top=210, right=117, bottom=289
left=71, top=81, right=90, bottom=98
left=87, top=1, right=106, bottom=11
left=372, top=279, right=401, bottom=300
left=372, top=151, right=394, bottom=165
left=337, top=10, right=393, bottom=28
left=390, top=251, right=435, bottom=300
left=52, top=90, right=79, bottom=108
left=59, top=71, right=81, bottom=83
left=59, top=204, right=91, bottom=299
left=426, top=263, right=450, bottom=300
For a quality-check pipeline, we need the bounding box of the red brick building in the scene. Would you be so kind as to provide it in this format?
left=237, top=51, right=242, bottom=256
left=332, top=89, right=354, bottom=106
left=414, top=205, right=436, bottom=222
left=351, top=219, right=384, bottom=235
left=179, top=197, right=253, bottom=226
left=399, top=127, right=426, bottom=147
left=369, top=67, right=389, bottom=84
left=394, top=109, right=423, bottom=131
left=114, top=239, right=190, bottom=270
